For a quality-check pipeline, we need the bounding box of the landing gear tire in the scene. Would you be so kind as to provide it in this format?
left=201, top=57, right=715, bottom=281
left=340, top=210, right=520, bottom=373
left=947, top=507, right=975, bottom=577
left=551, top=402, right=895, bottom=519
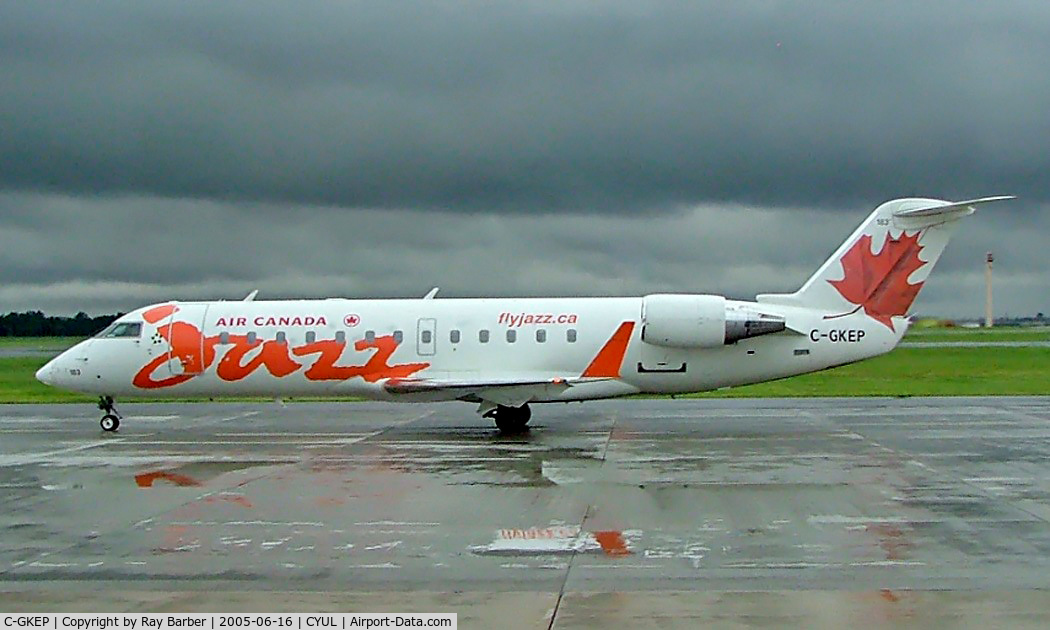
left=490, top=404, right=531, bottom=434
left=97, top=396, right=122, bottom=432
left=100, top=414, right=120, bottom=432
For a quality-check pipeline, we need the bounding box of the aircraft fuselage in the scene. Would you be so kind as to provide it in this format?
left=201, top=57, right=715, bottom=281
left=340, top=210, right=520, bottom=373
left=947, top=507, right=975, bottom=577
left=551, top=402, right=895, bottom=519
left=38, top=296, right=895, bottom=402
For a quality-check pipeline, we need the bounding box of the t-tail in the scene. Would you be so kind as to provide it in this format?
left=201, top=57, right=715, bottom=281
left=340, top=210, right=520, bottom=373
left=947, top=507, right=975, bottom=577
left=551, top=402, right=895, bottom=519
left=757, top=196, right=1014, bottom=335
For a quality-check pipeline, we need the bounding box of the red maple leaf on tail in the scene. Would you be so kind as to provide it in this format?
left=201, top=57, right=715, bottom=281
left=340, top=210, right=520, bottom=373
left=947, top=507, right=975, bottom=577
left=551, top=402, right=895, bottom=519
left=827, top=231, right=926, bottom=331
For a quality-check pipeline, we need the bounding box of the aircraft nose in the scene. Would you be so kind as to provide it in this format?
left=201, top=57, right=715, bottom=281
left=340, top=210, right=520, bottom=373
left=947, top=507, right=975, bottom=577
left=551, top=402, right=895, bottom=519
left=35, top=359, right=57, bottom=386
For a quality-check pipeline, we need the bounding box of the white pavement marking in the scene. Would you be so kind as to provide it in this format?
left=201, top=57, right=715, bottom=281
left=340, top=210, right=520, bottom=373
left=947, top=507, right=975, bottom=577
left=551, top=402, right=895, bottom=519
left=129, top=440, right=362, bottom=445
left=0, top=438, right=125, bottom=467
left=0, top=429, right=81, bottom=434
left=218, top=432, right=377, bottom=437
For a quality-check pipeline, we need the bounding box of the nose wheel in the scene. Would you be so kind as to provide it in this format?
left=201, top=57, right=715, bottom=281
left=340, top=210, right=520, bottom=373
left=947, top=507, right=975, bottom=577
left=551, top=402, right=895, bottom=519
left=97, top=396, right=122, bottom=432
left=485, top=404, right=531, bottom=434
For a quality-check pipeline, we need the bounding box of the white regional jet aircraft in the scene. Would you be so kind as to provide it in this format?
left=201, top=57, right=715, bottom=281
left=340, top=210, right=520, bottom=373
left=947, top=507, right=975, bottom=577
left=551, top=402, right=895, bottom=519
left=36, top=196, right=1010, bottom=433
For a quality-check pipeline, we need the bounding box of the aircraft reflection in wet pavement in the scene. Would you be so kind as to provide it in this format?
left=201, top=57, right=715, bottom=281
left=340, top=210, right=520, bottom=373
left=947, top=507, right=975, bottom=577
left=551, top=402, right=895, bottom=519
left=36, top=196, right=1010, bottom=433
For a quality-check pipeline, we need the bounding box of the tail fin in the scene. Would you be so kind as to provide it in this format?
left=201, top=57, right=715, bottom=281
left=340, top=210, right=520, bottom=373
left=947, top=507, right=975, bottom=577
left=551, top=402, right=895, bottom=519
left=757, top=196, right=1013, bottom=330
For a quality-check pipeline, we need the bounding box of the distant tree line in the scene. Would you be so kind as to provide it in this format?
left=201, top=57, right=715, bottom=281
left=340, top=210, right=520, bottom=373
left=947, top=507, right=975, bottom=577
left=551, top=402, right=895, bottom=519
left=0, top=311, right=122, bottom=337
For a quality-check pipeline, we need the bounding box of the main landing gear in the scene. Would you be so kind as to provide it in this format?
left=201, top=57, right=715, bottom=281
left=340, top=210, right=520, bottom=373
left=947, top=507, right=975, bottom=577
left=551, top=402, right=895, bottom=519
left=485, top=404, right=531, bottom=434
left=98, top=395, right=121, bottom=432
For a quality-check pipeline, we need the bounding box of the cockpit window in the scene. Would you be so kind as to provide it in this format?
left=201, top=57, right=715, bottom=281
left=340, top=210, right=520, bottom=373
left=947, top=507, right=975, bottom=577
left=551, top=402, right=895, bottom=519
left=97, top=322, right=143, bottom=338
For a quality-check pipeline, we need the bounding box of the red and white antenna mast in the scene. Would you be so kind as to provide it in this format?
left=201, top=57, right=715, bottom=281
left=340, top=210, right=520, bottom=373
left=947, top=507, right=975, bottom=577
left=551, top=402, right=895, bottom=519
left=985, top=252, right=994, bottom=328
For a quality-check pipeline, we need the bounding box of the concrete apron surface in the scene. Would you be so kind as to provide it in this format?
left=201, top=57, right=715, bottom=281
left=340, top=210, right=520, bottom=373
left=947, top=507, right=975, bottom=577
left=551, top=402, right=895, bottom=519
left=3, top=398, right=1050, bottom=628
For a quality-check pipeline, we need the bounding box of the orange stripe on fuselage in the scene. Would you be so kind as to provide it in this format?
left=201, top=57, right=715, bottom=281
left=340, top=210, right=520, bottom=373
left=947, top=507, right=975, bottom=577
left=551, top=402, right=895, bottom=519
left=582, top=321, right=635, bottom=378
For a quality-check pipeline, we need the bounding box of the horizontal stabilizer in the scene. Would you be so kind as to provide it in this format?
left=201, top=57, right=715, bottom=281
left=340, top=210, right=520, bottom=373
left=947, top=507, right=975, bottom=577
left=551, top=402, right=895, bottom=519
left=893, top=195, right=1014, bottom=218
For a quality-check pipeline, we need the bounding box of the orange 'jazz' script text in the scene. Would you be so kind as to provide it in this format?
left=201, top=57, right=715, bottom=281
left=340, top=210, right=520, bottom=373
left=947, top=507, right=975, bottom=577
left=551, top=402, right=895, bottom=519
left=132, top=304, right=429, bottom=389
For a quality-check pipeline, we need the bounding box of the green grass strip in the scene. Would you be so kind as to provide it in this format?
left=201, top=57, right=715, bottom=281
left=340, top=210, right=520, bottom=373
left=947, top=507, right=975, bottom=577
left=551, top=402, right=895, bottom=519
left=688, top=347, right=1050, bottom=397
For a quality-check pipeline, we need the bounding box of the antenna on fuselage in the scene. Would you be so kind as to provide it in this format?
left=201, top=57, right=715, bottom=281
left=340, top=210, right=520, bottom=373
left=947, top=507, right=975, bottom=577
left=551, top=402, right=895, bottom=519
left=243, top=289, right=259, bottom=302
left=423, top=287, right=439, bottom=300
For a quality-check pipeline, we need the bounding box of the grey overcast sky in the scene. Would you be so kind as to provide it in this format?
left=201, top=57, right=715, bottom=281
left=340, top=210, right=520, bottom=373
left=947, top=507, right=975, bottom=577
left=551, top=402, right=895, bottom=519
left=1, top=1, right=1047, bottom=317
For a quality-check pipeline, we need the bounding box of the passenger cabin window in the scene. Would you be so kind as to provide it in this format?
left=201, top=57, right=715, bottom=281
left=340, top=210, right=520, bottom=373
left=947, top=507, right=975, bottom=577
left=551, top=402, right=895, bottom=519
left=506, top=329, right=517, bottom=343
left=421, top=330, right=432, bottom=343
left=393, top=330, right=404, bottom=343
left=247, top=331, right=257, bottom=344
left=98, top=322, right=142, bottom=338
left=450, top=329, right=461, bottom=343
left=306, top=331, right=316, bottom=343
left=365, top=330, right=376, bottom=343
left=536, top=329, right=547, bottom=343
left=276, top=331, right=287, bottom=344
left=335, top=331, right=346, bottom=343
left=567, top=329, right=577, bottom=343
left=219, top=332, right=230, bottom=345
left=479, top=329, right=490, bottom=343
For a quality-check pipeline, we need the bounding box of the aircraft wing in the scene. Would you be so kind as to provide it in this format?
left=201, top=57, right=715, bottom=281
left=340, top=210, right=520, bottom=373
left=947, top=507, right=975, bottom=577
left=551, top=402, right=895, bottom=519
left=383, top=375, right=611, bottom=409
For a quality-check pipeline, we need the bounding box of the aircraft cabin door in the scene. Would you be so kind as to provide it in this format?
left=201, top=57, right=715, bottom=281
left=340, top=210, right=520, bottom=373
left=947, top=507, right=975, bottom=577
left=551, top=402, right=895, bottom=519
left=417, top=318, right=437, bottom=356
left=160, top=302, right=211, bottom=376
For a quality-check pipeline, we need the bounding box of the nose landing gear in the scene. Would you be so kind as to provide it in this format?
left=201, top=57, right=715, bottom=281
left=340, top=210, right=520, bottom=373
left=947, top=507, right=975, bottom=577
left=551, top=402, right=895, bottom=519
left=485, top=404, right=531, bottom=434
left=98, top=396, right=121, bottom=432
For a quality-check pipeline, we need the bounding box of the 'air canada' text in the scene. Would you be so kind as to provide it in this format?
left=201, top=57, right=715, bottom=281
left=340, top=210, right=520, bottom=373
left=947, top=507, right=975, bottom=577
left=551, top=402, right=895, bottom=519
left=214, top=315, right=328, bottom=327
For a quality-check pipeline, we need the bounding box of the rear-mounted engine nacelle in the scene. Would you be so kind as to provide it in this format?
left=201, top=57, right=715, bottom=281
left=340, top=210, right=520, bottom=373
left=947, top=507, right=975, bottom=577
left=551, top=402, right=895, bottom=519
left=724, top=309, right=788, bottom=344
left=640, top=294, right=786, bottom=348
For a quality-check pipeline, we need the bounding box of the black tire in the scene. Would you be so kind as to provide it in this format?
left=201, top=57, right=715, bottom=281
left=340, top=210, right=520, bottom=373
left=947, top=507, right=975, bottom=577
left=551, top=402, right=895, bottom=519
left=100, top=414, right=120, bottom=432
left=493, top=404, right=531, bottom=434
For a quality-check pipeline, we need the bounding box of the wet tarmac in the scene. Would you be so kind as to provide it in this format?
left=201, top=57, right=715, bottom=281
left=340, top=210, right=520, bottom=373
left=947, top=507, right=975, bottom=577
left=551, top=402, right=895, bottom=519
left=3, top=398, right=1050, bottom=627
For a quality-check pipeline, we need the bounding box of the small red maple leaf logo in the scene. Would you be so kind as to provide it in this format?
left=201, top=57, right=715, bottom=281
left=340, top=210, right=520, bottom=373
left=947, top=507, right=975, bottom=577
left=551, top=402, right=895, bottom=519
left=826, top=231, right=926, bottom=331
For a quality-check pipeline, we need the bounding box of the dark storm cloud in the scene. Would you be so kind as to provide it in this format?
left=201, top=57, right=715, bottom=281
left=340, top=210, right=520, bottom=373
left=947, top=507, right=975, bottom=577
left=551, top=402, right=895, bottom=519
left=1, top=192, right=1046, bottom=319
left=1, top=1, right=1049, bottom=211
left=1, top=2, right=1047, bottom=320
